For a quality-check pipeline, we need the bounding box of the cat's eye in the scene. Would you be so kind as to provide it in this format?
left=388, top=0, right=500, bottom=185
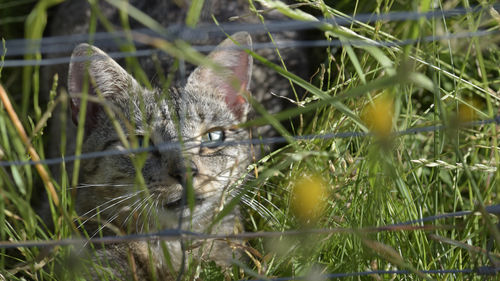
left=208, top=131, right=224, bottom=142
left=202, top=129, right=225, bottom=148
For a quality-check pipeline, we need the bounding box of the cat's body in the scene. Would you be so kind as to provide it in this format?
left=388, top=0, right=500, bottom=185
left=68, top=33, right=253, bottom=280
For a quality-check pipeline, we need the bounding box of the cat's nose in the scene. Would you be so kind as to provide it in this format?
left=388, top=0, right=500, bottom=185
left=169, top=160, right=199, bottom=183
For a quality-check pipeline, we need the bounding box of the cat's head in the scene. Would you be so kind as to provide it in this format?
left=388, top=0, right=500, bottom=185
left=67, top=32, right=254, bottom=233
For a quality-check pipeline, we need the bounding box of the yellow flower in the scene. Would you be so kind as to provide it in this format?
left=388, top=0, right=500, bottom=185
left=362, top=95, right=394, bottom=137
left=458, top=98, right=482, bottom=123
left=291, top=175, right=328, bottom=223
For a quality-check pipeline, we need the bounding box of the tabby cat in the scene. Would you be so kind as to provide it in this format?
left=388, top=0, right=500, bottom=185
left=69, top=32, right=253, bottom=280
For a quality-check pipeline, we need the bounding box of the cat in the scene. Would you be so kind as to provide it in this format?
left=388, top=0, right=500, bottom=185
left=43, top=1, right=312, bottom=279
left=68, top=32, right=254, bottom=280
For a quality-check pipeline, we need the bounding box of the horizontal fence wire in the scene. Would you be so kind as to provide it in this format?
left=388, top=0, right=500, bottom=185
left=2, top=3, right=498, bottom=55
left=243, top=267, right=499, bottom=281
left=1, top=3, right=499, bottom=67
left=0, top=115, right=498, bottom=168
left=2, top=29, right=499, bottom=68
left=0, top=204, right=497, bottom=249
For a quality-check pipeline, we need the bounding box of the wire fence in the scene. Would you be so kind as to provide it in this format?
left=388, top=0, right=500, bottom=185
left=0, top=204, right=497, bottom=279
left=244, top=267, right=499, bottom=281
left=0, top=3, right=499, bottom=280
left=3, top=3, right=499, bottom=50
left=1, top=3, right=499, bottom=67
left=0, top=114, right=498, bottom=168
left=2, top=28, right=499, bottom=68
left=0, top=204, right=498, bottom=249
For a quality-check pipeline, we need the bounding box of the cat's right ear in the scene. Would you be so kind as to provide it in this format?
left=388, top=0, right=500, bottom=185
left=185, top=32, right=253, bottom=121
left=68, top=43, right=136, bottom=132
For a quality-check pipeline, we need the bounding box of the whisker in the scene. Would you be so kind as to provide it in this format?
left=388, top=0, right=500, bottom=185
left=237, top=187, right=284, bottom=212
left=85, top=209, right=124, bottom=247
left=241, top=194, right=280, bottom=225
left=135, top=194, right=156, bottom=232
left=68, top=183, right=135, bottom=190
left=141, top=194, right=160, bottom=233
left=149, top=196, right=161, bottom=231
left=234, top=184, right=285, bottom=199
left=76, top=190, right=145, bottom=228
left=121, top=196, right=148, bottom=228
left=122, top=194, right=155, bottom=230
left=240, top=197, right=278, bottom=225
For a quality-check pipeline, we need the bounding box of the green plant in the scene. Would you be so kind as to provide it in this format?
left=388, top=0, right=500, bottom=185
left=0, top=0, right=498, bottom=280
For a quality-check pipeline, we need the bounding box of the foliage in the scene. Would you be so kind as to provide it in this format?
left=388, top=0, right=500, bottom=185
left=0, top=0, right=499, bottom=280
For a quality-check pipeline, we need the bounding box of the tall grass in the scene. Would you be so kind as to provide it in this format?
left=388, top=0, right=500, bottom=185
left=0, top=0, right=499, bottom=280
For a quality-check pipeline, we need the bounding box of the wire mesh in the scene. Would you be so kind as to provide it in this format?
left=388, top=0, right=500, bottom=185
left=1, top=3, right=499, bottom=66
left=0, top=204, right=497, bottom=249
left=0, top=114, right=497, bottom=167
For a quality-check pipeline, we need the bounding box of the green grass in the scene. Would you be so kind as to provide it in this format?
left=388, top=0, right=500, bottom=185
left=0, top=0, right=499, bottom=280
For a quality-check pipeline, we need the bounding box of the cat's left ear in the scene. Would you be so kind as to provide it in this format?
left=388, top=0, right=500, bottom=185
left=186, top=32, right=253, bottom=121
left=68, top=43, right=138, bottom=133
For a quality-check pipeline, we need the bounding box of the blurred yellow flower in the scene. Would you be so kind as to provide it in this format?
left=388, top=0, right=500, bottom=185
left=291, top=175, right=328, bottom=223
left=361, top=95, right=394, bottom=137
left=458, top=98, right=482, bottom=123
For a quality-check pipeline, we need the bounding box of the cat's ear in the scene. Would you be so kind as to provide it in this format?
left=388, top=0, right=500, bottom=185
left=186, top=32, right=253, bottom=121
left=68, top=43, right=136, bottom=131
